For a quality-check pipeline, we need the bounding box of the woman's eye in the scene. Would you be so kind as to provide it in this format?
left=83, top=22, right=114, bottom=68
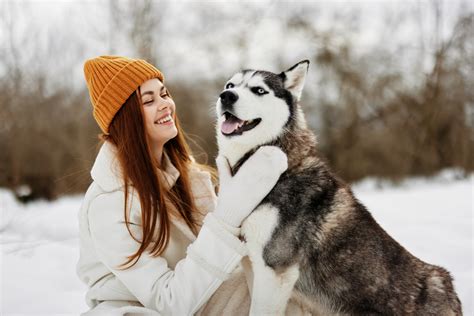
left=144, top=100, right=154, bottom=105
left=161, top=92, right=170, bottom=98
left=225, top=82, right=234, bottom=89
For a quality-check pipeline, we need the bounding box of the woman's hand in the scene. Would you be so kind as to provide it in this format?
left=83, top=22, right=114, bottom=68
left=213, top=146, right=288, bottom=228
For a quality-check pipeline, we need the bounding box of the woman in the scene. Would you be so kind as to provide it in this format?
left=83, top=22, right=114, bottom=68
left=76, top=55, right=288, bottom=315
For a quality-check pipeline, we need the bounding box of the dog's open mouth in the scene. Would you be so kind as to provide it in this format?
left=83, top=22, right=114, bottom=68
left=221, top=112, right=261, bottom=136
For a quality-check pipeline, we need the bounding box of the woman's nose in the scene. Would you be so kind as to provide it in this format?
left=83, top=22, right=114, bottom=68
left=158, top=101, right=170, bottom=111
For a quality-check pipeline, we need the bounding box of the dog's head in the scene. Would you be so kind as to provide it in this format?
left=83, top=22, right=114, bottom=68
left=216, top=60, right=309, bottom=164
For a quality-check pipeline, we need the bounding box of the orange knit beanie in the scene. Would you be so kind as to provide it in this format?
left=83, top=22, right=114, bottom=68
left=84, top=55, right=164, bottom=134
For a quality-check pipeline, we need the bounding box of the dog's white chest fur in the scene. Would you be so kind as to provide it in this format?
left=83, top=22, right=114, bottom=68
left=241, top=205, right=300, bottom=315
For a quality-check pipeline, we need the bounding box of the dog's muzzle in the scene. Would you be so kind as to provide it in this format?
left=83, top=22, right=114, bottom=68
left=219, top=90, right=239, bottom=112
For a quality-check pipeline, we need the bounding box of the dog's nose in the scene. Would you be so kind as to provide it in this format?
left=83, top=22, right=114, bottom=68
left=219, top=91, right=239, bottom=108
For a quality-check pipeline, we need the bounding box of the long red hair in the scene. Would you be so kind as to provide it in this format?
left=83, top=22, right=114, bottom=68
left=101, top=88, right=207, bottom=269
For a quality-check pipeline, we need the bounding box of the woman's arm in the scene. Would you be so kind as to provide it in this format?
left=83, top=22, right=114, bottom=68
left=88, top=191, right=246, bottom=315
left=88, top=146, right=287, bottom=315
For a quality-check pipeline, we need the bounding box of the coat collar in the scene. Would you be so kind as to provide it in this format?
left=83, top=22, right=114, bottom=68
left=91, top=141, right=180, bottom=192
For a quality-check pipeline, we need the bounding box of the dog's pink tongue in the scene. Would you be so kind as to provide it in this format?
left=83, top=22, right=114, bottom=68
left=221, top=120, right=240, bottom=135
left=221, top=114, right=244, bottom=135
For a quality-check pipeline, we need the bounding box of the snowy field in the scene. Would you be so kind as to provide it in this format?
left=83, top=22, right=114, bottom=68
left=1, top=170, right=472, bottom=315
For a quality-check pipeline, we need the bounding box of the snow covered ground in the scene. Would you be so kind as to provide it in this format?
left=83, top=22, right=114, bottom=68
left=1, top=170, right=472, bottom=315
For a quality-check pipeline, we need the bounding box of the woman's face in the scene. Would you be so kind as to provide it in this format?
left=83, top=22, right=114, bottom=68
left=140, top=78, right=178, bottom=148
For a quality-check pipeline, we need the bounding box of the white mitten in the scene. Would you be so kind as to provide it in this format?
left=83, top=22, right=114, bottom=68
left=213, top=146, right=288, bottom=228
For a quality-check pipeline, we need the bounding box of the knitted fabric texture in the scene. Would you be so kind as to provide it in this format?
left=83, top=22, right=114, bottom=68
left=84, top=55, right=164, bottom=134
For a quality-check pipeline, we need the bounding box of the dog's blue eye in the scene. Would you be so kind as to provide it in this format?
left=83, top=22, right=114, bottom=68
left=226, top=82, right=234, bottom=89
left=251, top=87, right=268, bottom=96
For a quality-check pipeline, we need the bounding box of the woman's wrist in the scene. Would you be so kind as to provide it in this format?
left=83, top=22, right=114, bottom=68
left=213, top=204, right=244, bottom=229
left=213, top=213, right=241, bottom=236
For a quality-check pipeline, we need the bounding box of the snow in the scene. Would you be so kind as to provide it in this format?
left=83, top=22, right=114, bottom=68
left=1, top=170, right=472, bottom=315
left=1, top=192, right=88, bottom=314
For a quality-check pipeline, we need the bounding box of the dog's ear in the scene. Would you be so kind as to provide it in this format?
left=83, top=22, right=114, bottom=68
left=281, top=60, right=309, bottom=102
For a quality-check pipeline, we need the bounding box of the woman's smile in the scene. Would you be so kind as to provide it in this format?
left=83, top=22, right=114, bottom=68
left=155, top=114, right=174, bottom=125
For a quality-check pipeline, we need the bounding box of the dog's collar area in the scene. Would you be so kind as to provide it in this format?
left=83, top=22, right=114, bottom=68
left=221, top=111, right=261, bottom=136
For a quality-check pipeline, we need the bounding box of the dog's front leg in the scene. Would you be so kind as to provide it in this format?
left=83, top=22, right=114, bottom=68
left=241, top=205, right=300, bottom=316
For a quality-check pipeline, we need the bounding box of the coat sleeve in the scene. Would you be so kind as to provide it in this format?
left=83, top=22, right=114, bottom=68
left=87, top=190, right=247, bottom=315
left=189, top=166, right=243, bottom=237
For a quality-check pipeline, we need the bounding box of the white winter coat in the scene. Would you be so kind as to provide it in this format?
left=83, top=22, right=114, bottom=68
left=77, top=141, right=309, bottom=316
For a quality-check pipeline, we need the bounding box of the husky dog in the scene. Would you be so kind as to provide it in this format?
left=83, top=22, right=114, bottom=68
left=215, top=61, right=462, bottom=315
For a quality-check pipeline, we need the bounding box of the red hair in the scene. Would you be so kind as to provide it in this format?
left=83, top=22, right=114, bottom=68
left=101, top=89, right=207, bottom=269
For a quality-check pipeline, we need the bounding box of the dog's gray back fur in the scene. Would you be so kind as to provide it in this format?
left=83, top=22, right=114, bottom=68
left=231, top=69, right=462, bottom=315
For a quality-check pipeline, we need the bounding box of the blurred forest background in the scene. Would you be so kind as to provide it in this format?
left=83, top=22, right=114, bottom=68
left=0, top=0, right=472, bottom=202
